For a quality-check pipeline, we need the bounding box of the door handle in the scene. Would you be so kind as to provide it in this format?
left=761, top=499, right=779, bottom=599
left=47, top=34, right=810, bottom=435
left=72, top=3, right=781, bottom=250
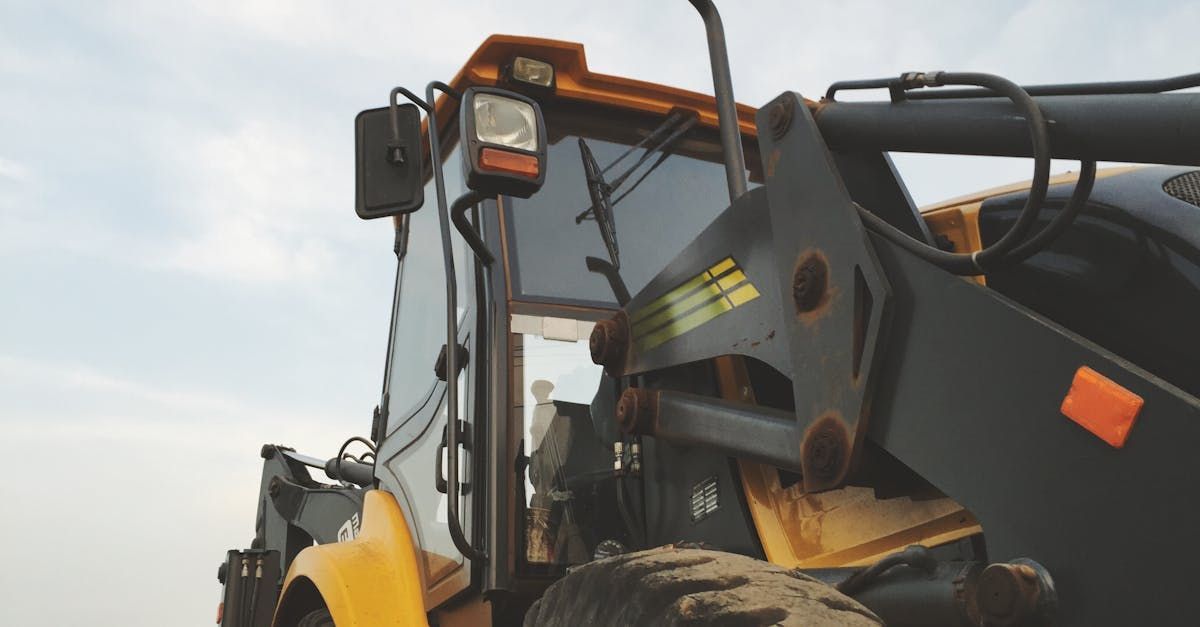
left=435, top=419, right=470, bottom=495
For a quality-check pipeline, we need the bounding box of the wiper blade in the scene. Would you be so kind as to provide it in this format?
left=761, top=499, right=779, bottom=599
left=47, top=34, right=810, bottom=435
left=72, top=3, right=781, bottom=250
left=575, top=110, right=699, bottom=225
left=574, top=109, right=700, bottom=273
left=578, top=137, right=620, bottom=269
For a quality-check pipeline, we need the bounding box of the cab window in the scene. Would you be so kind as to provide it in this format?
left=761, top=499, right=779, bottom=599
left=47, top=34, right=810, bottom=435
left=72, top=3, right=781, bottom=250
left=385, top=143, right=471, bottom=433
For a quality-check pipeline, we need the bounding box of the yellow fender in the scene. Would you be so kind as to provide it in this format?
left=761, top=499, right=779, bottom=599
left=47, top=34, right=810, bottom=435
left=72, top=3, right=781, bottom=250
left=274, top=490, right=428, bottom=626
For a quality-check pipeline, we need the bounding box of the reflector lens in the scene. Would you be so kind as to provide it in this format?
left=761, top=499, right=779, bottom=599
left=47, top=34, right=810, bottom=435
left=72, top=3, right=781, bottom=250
left=512, top=56, right=554, bottom=87
left=1060, top=366, right=1144, bottom=448
left=479, top=147, right=539, bottom=178
left=473, top=94, right=538, bottom=151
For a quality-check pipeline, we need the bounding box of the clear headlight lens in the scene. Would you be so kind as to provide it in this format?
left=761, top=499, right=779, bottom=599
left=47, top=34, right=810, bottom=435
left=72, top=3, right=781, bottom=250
left=473, top=94, right=538, bottom=152
left=512, top=57, right=554, bottom=87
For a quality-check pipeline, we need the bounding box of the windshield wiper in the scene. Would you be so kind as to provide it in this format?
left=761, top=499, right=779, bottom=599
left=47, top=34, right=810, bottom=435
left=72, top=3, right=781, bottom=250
left=578, top=137, right=621, bottom=269
left=575, top=109, right=701, bottom=271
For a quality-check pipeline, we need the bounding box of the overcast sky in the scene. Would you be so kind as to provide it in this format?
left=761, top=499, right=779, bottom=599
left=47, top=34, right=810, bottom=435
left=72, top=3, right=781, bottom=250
left=2, top=1, right=1197, bottom=624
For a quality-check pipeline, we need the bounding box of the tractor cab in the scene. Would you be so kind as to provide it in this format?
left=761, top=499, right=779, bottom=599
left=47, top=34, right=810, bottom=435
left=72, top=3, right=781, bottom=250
left=219, top=9, right=1200, bottom=624
left=362, top=35, right=977, bottom=618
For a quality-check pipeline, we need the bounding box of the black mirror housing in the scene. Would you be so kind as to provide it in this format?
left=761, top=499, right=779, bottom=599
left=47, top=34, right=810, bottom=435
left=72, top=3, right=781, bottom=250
left=355, top=104, right=424, bottom=219
left=459, top=87, right=547, bottom=199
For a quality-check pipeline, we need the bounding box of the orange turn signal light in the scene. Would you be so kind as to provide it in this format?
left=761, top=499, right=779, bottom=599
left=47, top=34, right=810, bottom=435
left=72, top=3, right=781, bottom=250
left=1060, top=366, right=1144, bottom=448
left=479, top=147, right=539, bottom=178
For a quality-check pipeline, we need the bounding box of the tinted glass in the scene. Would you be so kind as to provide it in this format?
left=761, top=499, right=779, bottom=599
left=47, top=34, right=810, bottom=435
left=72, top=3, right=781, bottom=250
left=512, top=328, right=611, bottom=568
left=504, top=107, right=754, bottom=307
left=385, top=143, right=472, bottom=428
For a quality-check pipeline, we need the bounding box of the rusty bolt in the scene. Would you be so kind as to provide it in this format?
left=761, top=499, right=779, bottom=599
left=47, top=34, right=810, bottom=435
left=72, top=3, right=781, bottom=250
left=793, top=253, right=829, bottom=313
left=616, top=388, right=658, bottom=435
left=801, top=416, right=847, bottom=486
left=976, top=563, right=1042, bottom=627
left=590, top=313, right=628, bottom=371
left=768, top=96, right=795, bottom=140
left=268, top=477, right=281, bottom=499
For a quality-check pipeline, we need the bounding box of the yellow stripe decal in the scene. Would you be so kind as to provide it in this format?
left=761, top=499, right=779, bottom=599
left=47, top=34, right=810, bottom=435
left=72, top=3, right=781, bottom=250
left=630, top=256, right=761, bottom=352
left=726, top=282, right=761, bottom=306
left=708, top=257, right=736, bottom=276
left=631, top=272, right=713, bottom=324
left=632, top=280, right=725, bottom=337
left=715, top=269, right=748, bottom=291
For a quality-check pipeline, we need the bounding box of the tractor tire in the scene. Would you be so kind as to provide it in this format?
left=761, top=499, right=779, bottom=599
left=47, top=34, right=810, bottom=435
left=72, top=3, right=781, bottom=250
left=296, top=608, right=335, bottom=627
left=523, top=546, right=881, bottom=627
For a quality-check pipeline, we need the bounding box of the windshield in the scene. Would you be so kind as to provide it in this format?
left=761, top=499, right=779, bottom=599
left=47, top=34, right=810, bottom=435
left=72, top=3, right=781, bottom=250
left=503, top=104, right=758, bottom=307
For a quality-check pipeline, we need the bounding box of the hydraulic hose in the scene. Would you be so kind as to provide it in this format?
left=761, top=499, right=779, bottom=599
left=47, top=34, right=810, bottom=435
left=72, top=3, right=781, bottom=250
left=854, top=72, right=1053, bottom=275
left=1002, top=160, right=1097, bottom=265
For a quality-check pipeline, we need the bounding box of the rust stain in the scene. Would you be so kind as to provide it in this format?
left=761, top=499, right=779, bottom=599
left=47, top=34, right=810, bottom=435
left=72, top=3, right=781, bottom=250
left=800, top=413, right=850, bottom=491
left=793, top=249, right=836, bottom=327
left=766, top=148, right=782, bottom=178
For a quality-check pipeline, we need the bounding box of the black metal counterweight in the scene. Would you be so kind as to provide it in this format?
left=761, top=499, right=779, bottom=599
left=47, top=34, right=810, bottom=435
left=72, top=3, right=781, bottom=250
left=814, top=93, right=1200, bottom=166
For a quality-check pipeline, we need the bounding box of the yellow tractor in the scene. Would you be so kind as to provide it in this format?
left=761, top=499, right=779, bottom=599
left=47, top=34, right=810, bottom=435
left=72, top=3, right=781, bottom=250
left=217, top=2, right=1200, bottom=625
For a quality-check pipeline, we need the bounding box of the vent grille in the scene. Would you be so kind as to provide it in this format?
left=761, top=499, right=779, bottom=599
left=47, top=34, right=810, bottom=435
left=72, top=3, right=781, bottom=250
left=690, top=476, right=720, bottom=523
left=1164, top=170, right=1200, bottom=208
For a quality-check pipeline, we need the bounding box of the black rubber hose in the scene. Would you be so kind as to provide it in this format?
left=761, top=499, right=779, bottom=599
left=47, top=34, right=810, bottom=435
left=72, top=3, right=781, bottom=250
left=1002, top=160, right=1098, bottom=265
left=837, top=545, right=937, bottom=596
left=616, top=473, right=645, bottom=549
left=906, top=71, right=1200, bottom=99
left=860, top=160, right=1096, bottom=274
left=856, top=72, right=1052, bottom=275
left=246, top=557, right=261, bottom=625
left=334, top=435, right=375, bottom=487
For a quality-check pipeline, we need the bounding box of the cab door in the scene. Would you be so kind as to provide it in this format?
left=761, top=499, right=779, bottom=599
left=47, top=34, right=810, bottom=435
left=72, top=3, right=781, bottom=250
left=373, top=141, right=481, bottom=608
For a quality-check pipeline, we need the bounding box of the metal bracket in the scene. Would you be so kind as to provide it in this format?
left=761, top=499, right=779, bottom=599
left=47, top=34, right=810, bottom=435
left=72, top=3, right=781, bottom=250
left=249, top=445, right=365, bottom=583
left=755, top=92, right=892, bottom=491
left=590, top=93, right=891, bottom=491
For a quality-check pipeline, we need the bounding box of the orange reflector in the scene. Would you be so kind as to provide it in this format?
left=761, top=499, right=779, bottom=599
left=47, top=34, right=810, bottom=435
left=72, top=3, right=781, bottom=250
left=1060, top=366, right=1144, bottom=448
left=479, top=147, right=539, bottom=177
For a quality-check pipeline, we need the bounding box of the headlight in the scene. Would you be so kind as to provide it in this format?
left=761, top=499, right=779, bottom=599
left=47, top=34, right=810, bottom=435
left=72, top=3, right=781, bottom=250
left=460, top=87, right=546, bottom=198
left=473, top=94, right=538, bottom=151
left=511, top=56, right=554, bottom=88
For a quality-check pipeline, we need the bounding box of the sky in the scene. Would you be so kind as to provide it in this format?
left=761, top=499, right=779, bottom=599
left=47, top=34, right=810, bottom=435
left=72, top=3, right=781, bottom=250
left=1, top=0, right=1197, bottom=624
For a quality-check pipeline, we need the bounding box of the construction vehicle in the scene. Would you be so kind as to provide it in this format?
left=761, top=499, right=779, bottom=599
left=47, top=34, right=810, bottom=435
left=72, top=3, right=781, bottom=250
left=216, top=1, right=1200, bottom=625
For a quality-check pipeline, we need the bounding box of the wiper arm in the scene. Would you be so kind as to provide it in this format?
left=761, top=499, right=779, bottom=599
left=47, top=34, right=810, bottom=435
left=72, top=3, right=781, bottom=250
left=609, top=114, right=699, bottom=205
left=574, top=109, right=701, bottom=271
left=575, top=110, right=699, bottom=224
left=601, top=109, right=694, bottom=178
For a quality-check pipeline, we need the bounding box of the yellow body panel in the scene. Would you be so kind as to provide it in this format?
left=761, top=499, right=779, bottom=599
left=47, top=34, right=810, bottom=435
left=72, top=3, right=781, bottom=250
left=738, top=461, right=981, bottom=568
left=276, top=490, right=427, bottom=626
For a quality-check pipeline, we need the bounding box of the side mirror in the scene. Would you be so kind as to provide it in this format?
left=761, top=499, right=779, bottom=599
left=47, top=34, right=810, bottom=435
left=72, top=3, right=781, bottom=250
left=355, top=103, right=424, bottom=219
left=459, top=87, right=547, bottom=199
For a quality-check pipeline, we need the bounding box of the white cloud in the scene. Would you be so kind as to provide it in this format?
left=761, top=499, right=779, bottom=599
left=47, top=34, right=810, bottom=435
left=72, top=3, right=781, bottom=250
left=0, top=156, right=29, bottom=181
left=0, top=354, right=357, bottom=626
left=153, top=120, right=345, bottom=282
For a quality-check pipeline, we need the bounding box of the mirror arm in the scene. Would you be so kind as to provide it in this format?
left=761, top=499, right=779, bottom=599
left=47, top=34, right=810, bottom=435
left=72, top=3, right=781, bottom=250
left=451, top=191, right=494, bottom=266
left=388, top=87, right=432, bottom=167
left=424, top=81, right=487, bottom=564
left=393, top=214, right=410, bottom=259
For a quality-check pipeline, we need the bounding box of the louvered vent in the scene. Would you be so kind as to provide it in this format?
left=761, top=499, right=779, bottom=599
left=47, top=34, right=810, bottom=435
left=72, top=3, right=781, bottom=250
left=1164, top=170, right=1200, bottom=208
